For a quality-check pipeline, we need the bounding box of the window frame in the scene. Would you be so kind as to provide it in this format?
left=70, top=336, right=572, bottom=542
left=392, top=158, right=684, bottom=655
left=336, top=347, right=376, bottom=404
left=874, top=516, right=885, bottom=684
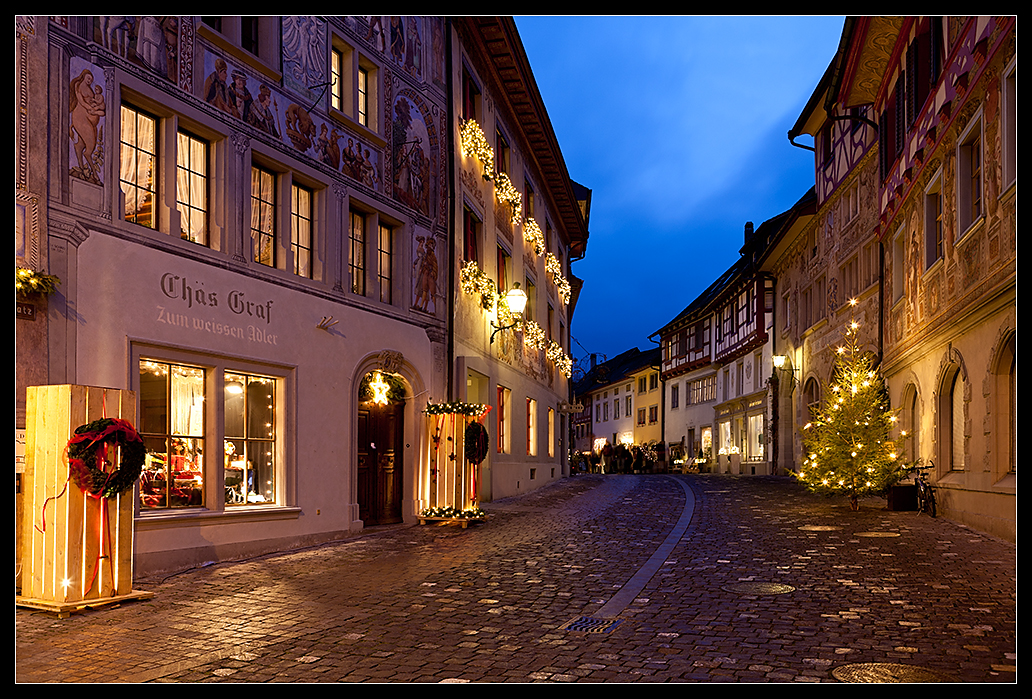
left=463, top=205, right=481, bottom=265
left=290, top=181, right=313, bottom=278
left=199, top=16, right=280, bottom=68
left=250, top=163, right=277, bottom=268
left=133, top=343, right=294, bottom=517
left=923, top=169, right=944, bottom=270
left=377, top=220, right=394, bottom=304
left=497, top=385, right=511, bottom=454
left=349, top=207, right=368, bottom=295
left=526, top=397, right=538, bottom=456
left=120, top=102, right=160, bottom=230
left=1002, top=60, right=1017, bottom=190
left=175, top=128, right=210, bottom=245
left=956, top=113, right=984, bottom=237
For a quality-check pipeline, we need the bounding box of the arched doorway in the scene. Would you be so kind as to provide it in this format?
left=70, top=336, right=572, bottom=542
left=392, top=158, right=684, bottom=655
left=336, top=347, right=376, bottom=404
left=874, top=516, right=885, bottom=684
left=357, top=371, right=406, bottom=525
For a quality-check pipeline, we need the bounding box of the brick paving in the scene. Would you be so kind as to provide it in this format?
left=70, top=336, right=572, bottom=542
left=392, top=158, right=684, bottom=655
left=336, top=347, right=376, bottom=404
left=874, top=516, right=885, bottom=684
left=15, top=474, right=1016, bottom=683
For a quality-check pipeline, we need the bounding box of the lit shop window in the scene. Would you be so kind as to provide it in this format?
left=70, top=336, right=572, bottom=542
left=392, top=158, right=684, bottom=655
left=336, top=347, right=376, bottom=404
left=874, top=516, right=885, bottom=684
left=224, top=372, right=277, bottom=505
left=138, top=360, right=206, bottom=509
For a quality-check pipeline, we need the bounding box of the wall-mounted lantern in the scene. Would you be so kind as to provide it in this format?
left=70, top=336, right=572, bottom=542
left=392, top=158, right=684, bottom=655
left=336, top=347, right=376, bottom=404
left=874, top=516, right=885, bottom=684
left=490, top=283, right=528, bottom=344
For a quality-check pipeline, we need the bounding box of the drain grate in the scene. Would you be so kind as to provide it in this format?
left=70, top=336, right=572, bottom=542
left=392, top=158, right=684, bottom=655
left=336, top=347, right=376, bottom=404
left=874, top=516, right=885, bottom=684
left=560, top=616, right=623, bottom=634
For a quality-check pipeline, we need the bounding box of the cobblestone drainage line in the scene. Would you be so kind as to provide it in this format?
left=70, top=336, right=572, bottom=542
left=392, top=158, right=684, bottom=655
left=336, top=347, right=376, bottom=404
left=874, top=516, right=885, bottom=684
left=562, top=476, right=696, bottom=633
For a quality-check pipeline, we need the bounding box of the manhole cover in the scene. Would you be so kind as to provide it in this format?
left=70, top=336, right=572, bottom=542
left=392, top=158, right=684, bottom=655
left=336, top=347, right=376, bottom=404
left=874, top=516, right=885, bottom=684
left=856, top=532, right=900, bottom=537
left=721, top=582, right=796, bottom=595
left=799, top=525, right=841, bottom=531
left=832, top=662, right=956, bottom=683
left=560, top=616, right=623, bottom=634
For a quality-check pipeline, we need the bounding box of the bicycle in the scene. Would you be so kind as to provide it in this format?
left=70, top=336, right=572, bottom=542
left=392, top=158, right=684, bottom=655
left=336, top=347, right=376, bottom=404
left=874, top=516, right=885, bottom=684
left=913, top=461, right=937, bottom=517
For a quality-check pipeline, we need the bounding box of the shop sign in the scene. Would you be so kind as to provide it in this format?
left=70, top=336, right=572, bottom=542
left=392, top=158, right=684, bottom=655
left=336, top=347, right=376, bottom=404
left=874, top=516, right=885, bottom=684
left=156, top=272, right=278, bottom=345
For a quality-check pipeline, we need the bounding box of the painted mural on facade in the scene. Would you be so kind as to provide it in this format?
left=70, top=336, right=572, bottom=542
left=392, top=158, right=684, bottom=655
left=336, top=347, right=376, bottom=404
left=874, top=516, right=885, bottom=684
left=392, top=91, right=434, bottom=216
left=412, top=231, right=439, bottom=315
left=364, top=16, right=423, bottom=81
left=199, top=48, right=382, bottom=192
left=281, top=16, right=327, bottom=105
left=94, top=16, right=179, bottom=83
left=68, top=58, right=106, bottom=185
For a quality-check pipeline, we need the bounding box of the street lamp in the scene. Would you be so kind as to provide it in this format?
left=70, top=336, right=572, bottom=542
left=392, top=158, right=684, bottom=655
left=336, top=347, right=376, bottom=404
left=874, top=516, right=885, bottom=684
left=490, top=283, right=527, bottom=343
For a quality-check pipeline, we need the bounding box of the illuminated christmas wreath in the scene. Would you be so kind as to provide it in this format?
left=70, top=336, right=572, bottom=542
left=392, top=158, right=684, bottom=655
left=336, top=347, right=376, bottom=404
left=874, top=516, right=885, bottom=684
left=66, top=418, right=146, bottom=498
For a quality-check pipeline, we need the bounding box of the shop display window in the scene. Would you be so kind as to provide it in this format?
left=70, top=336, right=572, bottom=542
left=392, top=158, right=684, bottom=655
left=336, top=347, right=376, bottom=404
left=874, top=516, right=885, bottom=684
left=138, top=360, right=206, bottom=509
left=224, top=372, right=276, bottom=505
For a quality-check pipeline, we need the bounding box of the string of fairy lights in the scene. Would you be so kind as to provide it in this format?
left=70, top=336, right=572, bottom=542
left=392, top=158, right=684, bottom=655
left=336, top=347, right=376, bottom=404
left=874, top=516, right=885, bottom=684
left=458, top=118, right=574, bottom=378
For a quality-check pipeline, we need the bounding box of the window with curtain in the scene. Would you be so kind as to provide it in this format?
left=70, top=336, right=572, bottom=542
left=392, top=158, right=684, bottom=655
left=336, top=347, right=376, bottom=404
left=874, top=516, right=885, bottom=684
left=251, top=165, right=276, bottom=267
left=176, top=130, right=209, bottom=244
left=378, top=222, right=393, bottom=303
left=290, top=183, right=313, bottom=278
left=349, top=209, right=366, bottom=295
left=120, top=104, right=158, bottom=229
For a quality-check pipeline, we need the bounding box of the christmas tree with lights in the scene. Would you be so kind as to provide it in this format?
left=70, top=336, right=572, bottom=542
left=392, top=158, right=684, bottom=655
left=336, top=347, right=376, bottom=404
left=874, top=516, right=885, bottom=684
left=795, top=300, right=911, bottom=510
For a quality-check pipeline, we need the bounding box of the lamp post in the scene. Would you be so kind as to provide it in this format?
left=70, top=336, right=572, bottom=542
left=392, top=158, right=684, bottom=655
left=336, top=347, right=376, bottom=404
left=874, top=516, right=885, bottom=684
left=490, top=283, right=528, bottom=344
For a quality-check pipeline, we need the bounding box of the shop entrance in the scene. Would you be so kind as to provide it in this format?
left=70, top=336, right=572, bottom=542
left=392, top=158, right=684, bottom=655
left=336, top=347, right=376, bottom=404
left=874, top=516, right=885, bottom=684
left=357, top=372, right=405, bottom=525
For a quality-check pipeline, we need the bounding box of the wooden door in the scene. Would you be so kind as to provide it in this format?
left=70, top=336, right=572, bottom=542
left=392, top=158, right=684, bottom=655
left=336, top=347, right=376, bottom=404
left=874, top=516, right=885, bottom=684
left=357, top=403, right=403, bottom=525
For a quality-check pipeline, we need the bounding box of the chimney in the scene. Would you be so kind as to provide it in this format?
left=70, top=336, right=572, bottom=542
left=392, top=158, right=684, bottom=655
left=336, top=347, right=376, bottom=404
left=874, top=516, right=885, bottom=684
left=590, top=353, right=597, bottom=369
left=744, top=221, right=754, bottom=242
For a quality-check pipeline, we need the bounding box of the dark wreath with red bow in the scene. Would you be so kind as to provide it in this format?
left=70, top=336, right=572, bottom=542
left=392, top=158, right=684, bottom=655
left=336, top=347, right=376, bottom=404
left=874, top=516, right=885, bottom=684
left=66, top=418, right=146, bottom=499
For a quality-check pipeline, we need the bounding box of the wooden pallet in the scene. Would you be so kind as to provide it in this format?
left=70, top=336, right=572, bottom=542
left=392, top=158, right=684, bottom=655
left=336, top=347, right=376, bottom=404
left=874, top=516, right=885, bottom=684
left=16, top=589, right=155, bottom=618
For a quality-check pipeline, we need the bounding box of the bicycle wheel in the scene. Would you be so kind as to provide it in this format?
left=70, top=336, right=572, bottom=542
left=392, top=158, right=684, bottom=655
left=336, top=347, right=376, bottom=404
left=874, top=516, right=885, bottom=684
left=927, top=489, right=936, bottom=517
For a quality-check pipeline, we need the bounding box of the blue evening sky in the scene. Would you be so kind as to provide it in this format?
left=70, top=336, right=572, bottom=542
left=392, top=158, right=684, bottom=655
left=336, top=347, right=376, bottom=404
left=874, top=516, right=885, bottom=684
left=513, top=15, right=846, bottom=369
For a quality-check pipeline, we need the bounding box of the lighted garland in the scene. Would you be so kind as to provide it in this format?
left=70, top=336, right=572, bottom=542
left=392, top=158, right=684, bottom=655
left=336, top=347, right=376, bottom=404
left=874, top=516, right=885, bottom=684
left=460, top=118, right=493, bottom=175
left=425, top=401, right=492, bottom=418
left=494, top=172, right=522, bottom=225
left=523, top=217, right=545, bottom=256
left=459, top=260, right=498, bottom=309
left=66, top=418, right=146, bottom=499
left=16, top=267, right=60, bottom=297
left=523, top=320, right=547, bottom=350
left=544, top=253, right=571, bottom=305
left=420, top=505, right=485, bottom=520
left=546, top=340, right=573, bottom=378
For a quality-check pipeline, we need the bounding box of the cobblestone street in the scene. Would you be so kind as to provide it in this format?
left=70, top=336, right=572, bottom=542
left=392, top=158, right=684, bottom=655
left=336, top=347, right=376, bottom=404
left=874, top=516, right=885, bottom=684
left=15, top=474, right=1016, bottom=683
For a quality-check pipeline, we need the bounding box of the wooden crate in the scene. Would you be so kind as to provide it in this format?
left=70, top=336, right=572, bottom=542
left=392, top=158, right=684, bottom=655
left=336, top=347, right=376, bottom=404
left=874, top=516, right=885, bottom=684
left=18, top=385, right=153, bottom=616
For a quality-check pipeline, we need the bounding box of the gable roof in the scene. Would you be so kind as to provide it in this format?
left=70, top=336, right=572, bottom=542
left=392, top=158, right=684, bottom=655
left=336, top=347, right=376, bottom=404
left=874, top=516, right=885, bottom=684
left=573, top=346, right=661, bottom=397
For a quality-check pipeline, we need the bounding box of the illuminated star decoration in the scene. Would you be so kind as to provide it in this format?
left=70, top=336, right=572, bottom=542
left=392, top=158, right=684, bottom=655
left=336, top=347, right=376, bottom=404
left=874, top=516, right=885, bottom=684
left=369, top=372, right=391, bottom=405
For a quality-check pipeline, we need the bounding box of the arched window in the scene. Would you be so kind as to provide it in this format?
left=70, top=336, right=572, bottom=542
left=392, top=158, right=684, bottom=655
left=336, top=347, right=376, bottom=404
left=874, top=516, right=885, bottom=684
left=901, top=384, right=920, bottom=466
left=993, top=333, right=1016, bottom=476
left=803, top=377, right=821, bottom=423
left=941, top=366, right=966, bottom=471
